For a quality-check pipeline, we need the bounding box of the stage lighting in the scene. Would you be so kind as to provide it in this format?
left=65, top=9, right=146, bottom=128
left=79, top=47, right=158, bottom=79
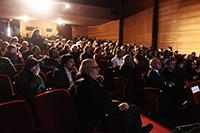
left=18, top=15, right=30, bottom=22
left=65, top=3, right=70, bottom=9
left=30, top=0, right=53, bottom=12
left=55, top=18, right=65, bottom=25
left=7, top=22, right=11, bottom=37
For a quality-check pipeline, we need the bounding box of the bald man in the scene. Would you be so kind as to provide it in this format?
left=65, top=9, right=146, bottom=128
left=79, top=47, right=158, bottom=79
left=147, top=58, right=168, bottom=91
left=70, top=59, right=152, bottom=133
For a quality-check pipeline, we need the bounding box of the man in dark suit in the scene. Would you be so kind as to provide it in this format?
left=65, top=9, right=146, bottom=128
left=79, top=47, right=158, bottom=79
left=51, top=54, right=77, bottom=89
left=147, top=58, right=169, bottom=91
left=70, top=59, right=152, bottom=133
left=147, top=58, right=176, bottom=114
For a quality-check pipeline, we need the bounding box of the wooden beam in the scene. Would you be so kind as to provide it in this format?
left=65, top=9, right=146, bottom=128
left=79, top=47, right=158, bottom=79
left=118, top=0, right=124, bottom=46
left=151, top=0, right=159, bottom=50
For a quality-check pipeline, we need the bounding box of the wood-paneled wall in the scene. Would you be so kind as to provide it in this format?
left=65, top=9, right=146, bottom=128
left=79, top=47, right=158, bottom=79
left=87, top=20, right=119, bottom=41
left=72, top=25, right=88, bottom=38
left=123, top=8, right=153, bottom=47
left=158, top=0, right=200, bottom=54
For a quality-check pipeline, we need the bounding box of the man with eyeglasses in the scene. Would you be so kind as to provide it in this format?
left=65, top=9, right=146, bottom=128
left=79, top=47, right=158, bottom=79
left=70, top=59, right=153, bottom=133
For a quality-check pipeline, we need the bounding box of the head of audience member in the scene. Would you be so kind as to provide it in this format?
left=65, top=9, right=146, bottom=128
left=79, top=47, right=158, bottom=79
left=61, top=54, right=75, bottom=71
left=83, top=45, right=91, bottom=53
left=21, top=41, right=28, bottom=51
left=0, top=41, right=9, bottom=54
left=7, top=44, right=17, bottom=56
left=63, top=44, right=71, bottom=54
left=116, top=48, right=123, bottom=58
left=31, top=29, right=40, bottom=38
left=176, top=58, right=185, bottom=69
left=149, top=58, right=162, bottom=70
left=122, top=54, right=135, bottom=68
left=32, top=46, right=41, bottom=58
left=163, top=59, right=175, bottom=71
left=23, top=58, right=40, bottom=76
left=94, top=47, right=102, bottom=56
left=79, top=59, right=100, bottom=79
left=71, top=45, right=78, bottom=53
left=10, top=36, right=19, bottom=45
left=49, top=47, right=59, bottom=59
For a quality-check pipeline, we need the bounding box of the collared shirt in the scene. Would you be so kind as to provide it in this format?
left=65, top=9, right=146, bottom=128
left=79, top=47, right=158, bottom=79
left=154, top=69, right=160, bottom=75
left=111, top=56, right=123, bottom=68
left=64, top=67, right=73, bottom=85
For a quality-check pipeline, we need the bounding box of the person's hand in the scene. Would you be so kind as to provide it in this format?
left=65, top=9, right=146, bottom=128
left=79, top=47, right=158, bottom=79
left=118, top=102, right=129, bottom=111
left=71, top=66, right=78, bottom=73
left=96, top=75, right=104, bottom=83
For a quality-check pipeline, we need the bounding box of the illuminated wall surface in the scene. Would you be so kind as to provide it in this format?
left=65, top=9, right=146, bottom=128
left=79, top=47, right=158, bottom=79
left=20, top=20, right=58, bottom=36
left=123, top=7, right=153, bottom=47
left=158, top=0, right=200, bottom=54
left=87, top=20, right=119, bottom=41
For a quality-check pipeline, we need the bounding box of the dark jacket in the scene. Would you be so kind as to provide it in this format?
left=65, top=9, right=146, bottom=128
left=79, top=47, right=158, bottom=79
left=147, top=69, right=168, bottom=91
left=39, top=57, right=59, bottom=73
left=51, top=67, right=76, bottom=89
left=70, top=73, right=119, bottom=130
left=14, top=71, right=46, bottom=101
left=120, top=65, right=144, bottom=103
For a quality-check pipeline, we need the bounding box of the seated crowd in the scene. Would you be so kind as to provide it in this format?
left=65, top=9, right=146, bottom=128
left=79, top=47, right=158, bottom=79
left=0, top=28, right=200, bottom=132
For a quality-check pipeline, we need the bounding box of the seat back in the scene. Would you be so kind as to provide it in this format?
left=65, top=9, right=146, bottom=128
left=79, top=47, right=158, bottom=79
left=0, top=74, right=15, bottom=101
left=31, top=89, right=80, bottom=133
left=185, top=80, right=200, bottom=105
left=0, top=100, right=37, bottom=133
left=14, top=64, right=24, bottom=73
left=108, top=77, right=127, bottom=100
left=144, top=87, right=161, bottom=114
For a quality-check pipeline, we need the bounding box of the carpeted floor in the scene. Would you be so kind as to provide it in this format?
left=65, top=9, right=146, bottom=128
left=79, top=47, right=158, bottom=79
left=141, top=115, right=170, bottom=133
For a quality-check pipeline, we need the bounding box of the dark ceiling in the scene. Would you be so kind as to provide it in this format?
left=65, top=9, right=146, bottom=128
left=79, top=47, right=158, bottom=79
left=0, top=0, right=153, bottom=26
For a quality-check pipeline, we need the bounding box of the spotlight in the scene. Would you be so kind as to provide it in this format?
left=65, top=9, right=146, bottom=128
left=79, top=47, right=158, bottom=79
left=55, top=18, right=65, bottom=25
left=65, top=3, right=70, bottom=9
left=30, top=0, right=53, bottom=12
left=18, top=15, right=30, bottom=22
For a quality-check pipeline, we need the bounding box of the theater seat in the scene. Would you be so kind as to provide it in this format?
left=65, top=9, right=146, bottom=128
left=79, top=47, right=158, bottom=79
left=0, top=74, right=15, bottom=101
left=107, top=77, right=127, bottom=100
left=0, top=99, right=37, bottom=133
left=144, top=87, right=162, bottom=114
left=185, top=80, right=200, bottom=105
left=31, top=89, right=80, bottom=133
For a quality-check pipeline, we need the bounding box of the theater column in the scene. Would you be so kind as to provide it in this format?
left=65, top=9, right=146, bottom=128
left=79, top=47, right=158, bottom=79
left=118, top=0, right=124, bottom=47
left=151, top=0, right=159, bottom=50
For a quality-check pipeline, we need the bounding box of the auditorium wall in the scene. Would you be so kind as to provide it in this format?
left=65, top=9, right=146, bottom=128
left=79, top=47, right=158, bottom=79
left=20, top=20, right=58, bottom=37
left=87, top=20, right=119, bottom=41
left=123, top=7, right=153, bottom=47
left=72, top=25, right=88, bottom=38
left=158, top=0, right=200, bottom=54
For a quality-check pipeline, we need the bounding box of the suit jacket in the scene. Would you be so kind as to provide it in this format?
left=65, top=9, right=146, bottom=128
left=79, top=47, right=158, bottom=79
left=147, top=69, right=168, bottom=91
left=51, top=67, right=76, bottom=89
left=70, top=73, right=119, bottom=130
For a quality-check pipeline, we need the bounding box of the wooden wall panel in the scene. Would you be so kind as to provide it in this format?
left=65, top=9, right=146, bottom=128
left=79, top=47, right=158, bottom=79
left=87, top=20, right=119, bottom=41
left=72, top=25, right=88, bottom=38
left=123, top=7, right=153, bottom=47
left=158, top=0, right=200, bottom=54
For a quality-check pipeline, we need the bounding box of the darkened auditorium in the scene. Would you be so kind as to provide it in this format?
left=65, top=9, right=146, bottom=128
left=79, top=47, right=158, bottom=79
left=0, top=0, right=200, bottom=133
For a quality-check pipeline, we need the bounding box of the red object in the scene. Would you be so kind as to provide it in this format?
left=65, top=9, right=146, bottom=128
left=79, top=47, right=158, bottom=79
left=185, top=80, right=200, bottom=105
left=141, top=115, right=170, bottom=133
left=0, top=100, right=37, bottom=133
left=31, top=89, right=80, bottom=133
left=0, top=74, right=15, bottom=99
